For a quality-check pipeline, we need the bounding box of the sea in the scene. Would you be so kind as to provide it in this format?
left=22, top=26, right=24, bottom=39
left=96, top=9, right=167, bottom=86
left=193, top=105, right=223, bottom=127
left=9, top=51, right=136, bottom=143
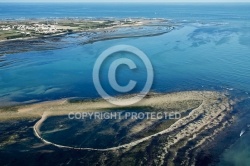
left=0, top=3, right=250, bottom=166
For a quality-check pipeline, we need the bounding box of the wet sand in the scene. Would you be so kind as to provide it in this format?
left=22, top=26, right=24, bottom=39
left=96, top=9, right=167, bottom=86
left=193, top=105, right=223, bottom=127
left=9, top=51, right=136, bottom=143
left=0, top=91, right=233, bottom=156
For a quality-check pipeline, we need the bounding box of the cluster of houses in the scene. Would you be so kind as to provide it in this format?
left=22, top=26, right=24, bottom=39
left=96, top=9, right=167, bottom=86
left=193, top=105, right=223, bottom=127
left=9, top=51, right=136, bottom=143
left=0, top=23, right=61, bottom=34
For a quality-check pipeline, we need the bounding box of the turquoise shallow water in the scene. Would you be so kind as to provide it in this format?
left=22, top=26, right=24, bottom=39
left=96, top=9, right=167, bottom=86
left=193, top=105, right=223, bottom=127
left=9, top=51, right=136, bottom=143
left=0, top=3, right=250, bottom=165
left=1, top=22, right=250, bottom=103
left=218, top=132, right=250, bottom=166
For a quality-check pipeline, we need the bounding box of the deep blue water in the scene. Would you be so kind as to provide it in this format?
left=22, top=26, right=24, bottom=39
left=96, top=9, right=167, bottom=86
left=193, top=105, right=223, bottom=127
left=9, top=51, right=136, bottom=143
left=0, top=3, right=250, bottom=165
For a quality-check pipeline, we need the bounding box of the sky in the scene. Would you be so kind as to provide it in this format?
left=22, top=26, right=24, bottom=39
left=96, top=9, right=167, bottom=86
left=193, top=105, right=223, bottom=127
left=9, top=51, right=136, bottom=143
left=1, top=0, right=250, bottom=2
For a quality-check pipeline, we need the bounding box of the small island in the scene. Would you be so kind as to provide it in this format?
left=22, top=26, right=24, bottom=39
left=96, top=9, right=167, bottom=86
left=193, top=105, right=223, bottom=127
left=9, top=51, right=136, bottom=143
left=0, top=91, right=234, bottom=166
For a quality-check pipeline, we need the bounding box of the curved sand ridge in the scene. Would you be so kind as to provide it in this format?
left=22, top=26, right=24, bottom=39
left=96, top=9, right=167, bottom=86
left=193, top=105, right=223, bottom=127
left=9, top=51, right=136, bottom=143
left=28, top=91, right=232, bottom=152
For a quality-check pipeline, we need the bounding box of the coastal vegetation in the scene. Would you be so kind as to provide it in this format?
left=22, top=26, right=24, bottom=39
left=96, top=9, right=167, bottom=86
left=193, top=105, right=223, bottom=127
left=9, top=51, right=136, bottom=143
left=0, top=18, right=169, bottom=41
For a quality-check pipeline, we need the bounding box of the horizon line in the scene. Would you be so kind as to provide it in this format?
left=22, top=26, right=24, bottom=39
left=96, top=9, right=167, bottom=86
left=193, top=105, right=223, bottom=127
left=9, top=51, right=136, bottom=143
left=1, top=1, right=250, bottom=3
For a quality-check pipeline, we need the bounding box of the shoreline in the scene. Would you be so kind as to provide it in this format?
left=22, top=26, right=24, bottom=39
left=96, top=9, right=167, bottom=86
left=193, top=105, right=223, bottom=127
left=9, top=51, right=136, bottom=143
left=0, top=26, right=173, bottom=44
left=28, top=90, right=232, bottom=164
left=0, top=18, right=173, bottom=43
left=0, top=31, right=70, bottom=43
left=0, top=90, right=238, bottom=165
left=0, top=91, right=233, bottom=152
left=0, top=18, right=175, bottom=56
